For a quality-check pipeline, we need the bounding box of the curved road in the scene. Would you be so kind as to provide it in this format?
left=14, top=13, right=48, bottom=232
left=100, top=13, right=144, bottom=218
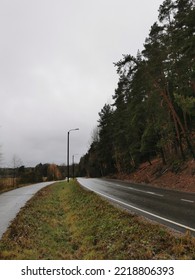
left=0, top=182, right=55, bottom=239
left=77, top=178, right=195, bottom=235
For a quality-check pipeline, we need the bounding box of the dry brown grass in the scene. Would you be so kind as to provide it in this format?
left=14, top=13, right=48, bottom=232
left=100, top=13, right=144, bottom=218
left=0, top=178, right=18, bottom=193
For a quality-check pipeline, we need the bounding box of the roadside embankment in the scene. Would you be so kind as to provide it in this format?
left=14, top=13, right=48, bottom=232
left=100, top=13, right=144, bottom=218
left=115, top=159, right=195, bottom=193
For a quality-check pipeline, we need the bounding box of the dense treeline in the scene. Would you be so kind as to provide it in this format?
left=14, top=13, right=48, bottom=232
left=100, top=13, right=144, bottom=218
left=0, top=163, right=64, bottom=190
left=79, top=0, right=195, bottom=177
left=0, top=161, right=81, bottom=189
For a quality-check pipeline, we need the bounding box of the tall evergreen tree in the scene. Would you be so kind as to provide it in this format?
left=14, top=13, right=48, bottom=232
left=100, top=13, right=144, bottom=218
left=79, top=0, right=195, bottom=177
left=97, top=104, right=116, bottom=175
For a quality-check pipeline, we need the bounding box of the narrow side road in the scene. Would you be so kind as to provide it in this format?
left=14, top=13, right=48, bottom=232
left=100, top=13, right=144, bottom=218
left=0, top=182, right=55, bottom=239
left=77, top=178, right=195, bottom=235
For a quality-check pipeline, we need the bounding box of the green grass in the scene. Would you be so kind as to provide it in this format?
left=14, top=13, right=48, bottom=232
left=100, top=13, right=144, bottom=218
left=0, top=180, right=195, bottom=259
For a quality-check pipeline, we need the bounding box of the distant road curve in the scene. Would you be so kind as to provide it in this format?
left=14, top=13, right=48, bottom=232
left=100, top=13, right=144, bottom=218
left=0, top=182, right=55, bottom=239
left=77, top=178, right=195, bottom=235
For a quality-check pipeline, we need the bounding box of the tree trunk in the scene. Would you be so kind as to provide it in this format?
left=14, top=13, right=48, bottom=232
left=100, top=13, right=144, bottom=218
left=153, top=79, right=195, bottom=159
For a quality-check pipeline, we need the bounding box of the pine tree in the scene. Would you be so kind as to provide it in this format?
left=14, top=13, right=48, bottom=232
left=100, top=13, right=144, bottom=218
left=79, top=0, right=195, bottom=177
left=97, top=104, right=116, bottom=175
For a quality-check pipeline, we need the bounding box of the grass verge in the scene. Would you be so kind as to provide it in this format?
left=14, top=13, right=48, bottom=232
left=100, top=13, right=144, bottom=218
left=0, top=180, right=195, bottom=260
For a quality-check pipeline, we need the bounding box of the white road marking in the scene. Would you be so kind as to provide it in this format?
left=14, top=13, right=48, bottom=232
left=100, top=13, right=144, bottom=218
left=146, top=191, right=164, bottom=197
left=109, top=183, right=164, bottom=197
left=80, top=181, right=195, bottom=233
left=181, top=199, right=194, bottom=203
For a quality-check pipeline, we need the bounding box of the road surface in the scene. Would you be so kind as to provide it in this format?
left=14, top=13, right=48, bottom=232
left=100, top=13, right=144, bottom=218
left=0, top=182, right=55, bottom=239
left=77, top=178, right=195, bottom=235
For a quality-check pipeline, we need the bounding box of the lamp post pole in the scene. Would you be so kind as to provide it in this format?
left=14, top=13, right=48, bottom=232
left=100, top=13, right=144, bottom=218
left=67, top=128, right=79, bottom=182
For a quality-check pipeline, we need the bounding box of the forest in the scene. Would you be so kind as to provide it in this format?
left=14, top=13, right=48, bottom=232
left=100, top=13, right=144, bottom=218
left=79, top=0, right=195, bottom=177
left=0, top=163, right=65, bottom=192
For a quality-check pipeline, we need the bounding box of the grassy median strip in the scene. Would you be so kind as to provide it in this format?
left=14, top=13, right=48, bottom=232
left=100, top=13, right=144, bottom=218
left=0, top=180, right=195, bottom=260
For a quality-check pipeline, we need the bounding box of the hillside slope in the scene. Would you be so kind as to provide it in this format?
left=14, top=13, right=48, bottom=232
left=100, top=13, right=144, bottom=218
left=116, top=159, right=195, bottom=193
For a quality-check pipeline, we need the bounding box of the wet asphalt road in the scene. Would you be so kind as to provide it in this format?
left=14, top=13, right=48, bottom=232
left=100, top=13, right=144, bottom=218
left=0, top=182, right=55, bottom=239
left=77, top=178, right=195, bottom=235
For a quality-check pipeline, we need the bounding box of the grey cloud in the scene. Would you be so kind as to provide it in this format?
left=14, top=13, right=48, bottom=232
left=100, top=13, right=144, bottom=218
left=0, top=0, right=163, bottom=166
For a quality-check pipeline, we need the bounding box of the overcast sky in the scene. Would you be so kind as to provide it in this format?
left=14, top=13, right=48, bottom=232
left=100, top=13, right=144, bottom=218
left=0, top=0, right=163, bottom=167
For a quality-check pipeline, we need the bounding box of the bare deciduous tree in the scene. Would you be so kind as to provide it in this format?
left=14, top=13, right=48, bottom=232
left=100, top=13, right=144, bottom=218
left=12, top=154, right=22, bottom=187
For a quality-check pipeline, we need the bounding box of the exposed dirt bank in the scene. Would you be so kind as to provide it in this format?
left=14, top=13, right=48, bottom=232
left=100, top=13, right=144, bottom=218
left=116, top=159, right=195, bottom=193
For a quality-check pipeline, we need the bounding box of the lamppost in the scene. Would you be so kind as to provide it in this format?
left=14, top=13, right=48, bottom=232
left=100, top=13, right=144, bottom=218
left=67, top=128, right=79, bottom=182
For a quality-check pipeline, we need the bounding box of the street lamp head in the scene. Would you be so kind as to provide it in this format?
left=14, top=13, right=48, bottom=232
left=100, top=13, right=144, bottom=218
left=68, top=128, right=79, bottom=133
